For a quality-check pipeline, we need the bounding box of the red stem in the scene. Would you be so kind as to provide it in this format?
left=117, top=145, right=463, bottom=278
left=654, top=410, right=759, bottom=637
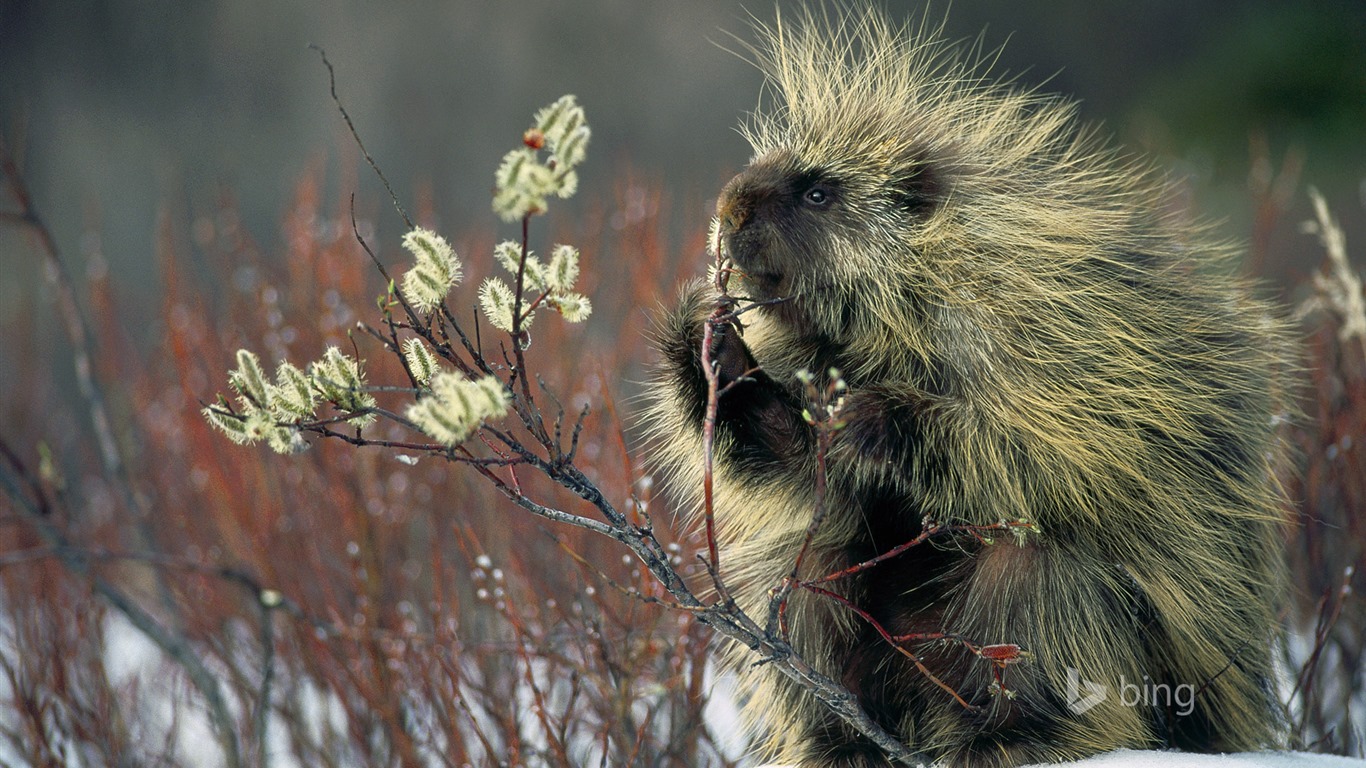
left=699, top=315, right=724, bottom=582
left=801, top=583, right=975, bottom=710
left=808, top=520, right=1032, bottom=585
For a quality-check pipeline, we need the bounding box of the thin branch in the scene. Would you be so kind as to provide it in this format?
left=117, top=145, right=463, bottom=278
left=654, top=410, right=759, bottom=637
left=699, top=314, right=725, bottom=588
left=808, top=519, right=1034, bottom=586
left=464, top=461, right=619, bottom=539
left=770, top=376, right=841, bottom=635
left=0, top=135, right=162, bottom=542
left=305, top=424, right=457, bottom=454
left=508, top=214, right=552, bottom=448
left=802, top=583, right=975, bottom=711
left=0, top=436, right=52, bottom=517
left=254, top=598, right=278, bottom=768
left=311, top=46, right=412, bottom=228
left=440, top=303, right=494, bottom=377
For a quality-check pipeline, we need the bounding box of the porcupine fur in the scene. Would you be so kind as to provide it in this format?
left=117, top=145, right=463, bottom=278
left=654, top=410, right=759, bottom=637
left=644, top=6, right=1293, bottom=767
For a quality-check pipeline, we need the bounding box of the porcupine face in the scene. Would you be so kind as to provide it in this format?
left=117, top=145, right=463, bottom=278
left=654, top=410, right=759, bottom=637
left=716, top=152, right=843, bottom=304
left=716, top=144, right=941, bottom=334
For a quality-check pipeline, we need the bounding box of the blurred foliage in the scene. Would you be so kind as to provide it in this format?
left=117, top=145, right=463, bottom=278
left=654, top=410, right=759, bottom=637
left=1137, top=3, right=1366, bottom=186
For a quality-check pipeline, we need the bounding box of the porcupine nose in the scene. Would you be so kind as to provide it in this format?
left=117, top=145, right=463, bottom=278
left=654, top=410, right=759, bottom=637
left=716, top=174, right=751, bottom=236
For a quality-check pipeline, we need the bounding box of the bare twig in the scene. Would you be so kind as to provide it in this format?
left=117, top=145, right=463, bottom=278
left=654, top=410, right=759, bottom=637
left=770, top=374, right=841, bottom=636
left=508, top=214, right=552, bottom=448
left=808, top=519, right=1035, bottom=586
left=311, top=46, right=413, bottom=229
left=254, top=596, right=278, bottom=768
left=1, top=137, right=245, bottom=765
left=0, top=135, right=127, bottom=504
left=698, top=312, right=727, bottom=588
left=0, top=135, right=179, bottom=613
left=802, top=583, right=974, bottom=711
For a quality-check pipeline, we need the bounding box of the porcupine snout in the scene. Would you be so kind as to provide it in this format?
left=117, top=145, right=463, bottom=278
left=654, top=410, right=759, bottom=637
left=714, top=164, right=796, bottom=300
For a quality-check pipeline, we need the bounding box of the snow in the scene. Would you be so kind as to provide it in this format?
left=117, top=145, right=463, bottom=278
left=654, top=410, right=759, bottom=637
left=757, top=751, right=1366, bottom=768
left=1024, top=750, right=1366, bottom=767
left=7, top=608, right=1361, bottom=767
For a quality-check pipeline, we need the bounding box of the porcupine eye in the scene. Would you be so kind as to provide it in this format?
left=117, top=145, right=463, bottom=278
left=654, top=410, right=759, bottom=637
left=803, top=185, right=832, bottom=207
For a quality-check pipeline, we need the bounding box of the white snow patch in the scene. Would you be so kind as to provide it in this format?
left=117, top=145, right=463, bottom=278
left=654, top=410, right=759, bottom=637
left=1024, top=750, right=1366, bottom=768
left=703, top=668, right=749, bottom=760
left=755, top=750, right=1366, bottom=768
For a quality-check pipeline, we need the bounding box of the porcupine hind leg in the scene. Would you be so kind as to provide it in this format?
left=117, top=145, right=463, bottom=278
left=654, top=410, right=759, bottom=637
left=817, top=391, right=1161, bottom=767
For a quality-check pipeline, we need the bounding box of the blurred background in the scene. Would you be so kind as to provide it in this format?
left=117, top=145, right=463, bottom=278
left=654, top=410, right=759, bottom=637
left=2, top=0, right=1364, bottom=330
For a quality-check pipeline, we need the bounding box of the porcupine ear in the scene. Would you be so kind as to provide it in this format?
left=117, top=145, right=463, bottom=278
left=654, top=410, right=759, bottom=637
left=896, top=160, right=941, bottom=215
left=881, top=141, right=945, bottom=218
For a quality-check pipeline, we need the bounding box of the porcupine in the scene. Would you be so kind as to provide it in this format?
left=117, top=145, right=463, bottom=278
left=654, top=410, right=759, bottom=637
left=644, top=6, right=1294, bottom=768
